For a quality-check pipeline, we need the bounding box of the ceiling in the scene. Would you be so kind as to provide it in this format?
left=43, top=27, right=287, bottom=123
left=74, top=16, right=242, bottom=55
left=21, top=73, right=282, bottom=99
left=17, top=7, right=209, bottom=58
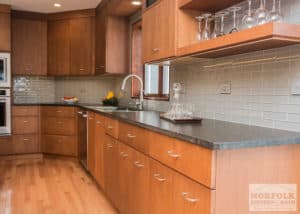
left=0, top=0, right=102, bottom=13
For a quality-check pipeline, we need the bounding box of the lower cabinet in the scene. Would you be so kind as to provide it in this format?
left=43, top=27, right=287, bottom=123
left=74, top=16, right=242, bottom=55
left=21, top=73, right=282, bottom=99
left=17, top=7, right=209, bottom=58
left=42, top=135, right=77, bottom=156
left=87, top=112, right=96, bottom=176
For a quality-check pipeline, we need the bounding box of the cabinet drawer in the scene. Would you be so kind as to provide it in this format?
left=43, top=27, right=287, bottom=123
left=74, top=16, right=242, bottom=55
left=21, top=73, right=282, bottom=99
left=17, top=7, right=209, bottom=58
left=13, top=116, right=39, bottom=134
left=43, top=135, right=77, bottom=156
left=173, top=172, right=215, bottom=214
left=42, top=106, right=76, bottom=117
left=104, top=117, right=118, bottom=138
left=95, top=113, right=105, bottom=127
left=42, top=117, right=76, bottom=135
left=119, top=122, right=149, bottom=154
left=149, top=132, right=215, bottom=188
left=13, top=135, right=40, bottom=154
left=13, top=106, right=39, bottom=116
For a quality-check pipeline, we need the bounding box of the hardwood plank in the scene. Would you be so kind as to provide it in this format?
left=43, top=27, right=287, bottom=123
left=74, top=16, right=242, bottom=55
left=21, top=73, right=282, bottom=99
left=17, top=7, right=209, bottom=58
left=0, top=157, right=117, bottom=214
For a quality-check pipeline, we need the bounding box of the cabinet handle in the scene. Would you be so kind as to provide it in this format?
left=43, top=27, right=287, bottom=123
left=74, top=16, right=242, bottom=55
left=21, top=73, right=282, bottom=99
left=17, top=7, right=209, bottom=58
left=153, top=173, right=166, bottom=182
left=82, top=114, right=88, bottom=118
left=96, top=121, right=102, bottom=124
left=127, top=133, right=136, bottom=138
left=182, top=192, right=199, bottom=203
left=77, top=111, right=83, bottom=115
left=56, top=110, right=62, bottom=113
left=120, top=152, right=128, bottom=158
left=167, top=150, right=181, bottom=158
left=133, top=161, right=144, bottom=168
left=23, top=120, right=28, bottom=123
left=107, top=144, right=113, bottom=148
left=89, top=117, right=94, bottom=120
left=23, top=138, right=30, bottom=141
left=79, top=68, right=85, bottom=71
left=152, top=48, right=160, bottom=52
left=107, top=126, right=113, bottom=129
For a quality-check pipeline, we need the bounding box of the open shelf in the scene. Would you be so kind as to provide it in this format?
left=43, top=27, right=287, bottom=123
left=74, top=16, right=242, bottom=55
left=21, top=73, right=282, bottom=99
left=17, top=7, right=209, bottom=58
left=176, top=22, right=300, bottom=59
left=178, top=0, right=244, bottom=12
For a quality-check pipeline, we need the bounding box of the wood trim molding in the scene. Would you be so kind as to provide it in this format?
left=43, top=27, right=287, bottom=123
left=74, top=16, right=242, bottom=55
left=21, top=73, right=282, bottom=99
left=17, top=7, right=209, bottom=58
left=47, top=9, right=96, bottom=21
left=0, top=4, right=11, bottom=13
left=12, top=10, right=47, bottom=20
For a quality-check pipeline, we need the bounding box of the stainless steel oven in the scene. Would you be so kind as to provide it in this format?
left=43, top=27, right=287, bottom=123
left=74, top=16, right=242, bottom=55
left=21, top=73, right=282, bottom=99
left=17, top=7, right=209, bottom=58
left=0, top=89, right=11, bottom=134
left=0, top=53, right=11, bottom=87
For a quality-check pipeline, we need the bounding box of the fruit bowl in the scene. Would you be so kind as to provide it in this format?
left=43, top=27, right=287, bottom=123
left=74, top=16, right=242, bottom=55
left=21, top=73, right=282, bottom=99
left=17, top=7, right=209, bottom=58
left=62, top=96, right=79, bottom=104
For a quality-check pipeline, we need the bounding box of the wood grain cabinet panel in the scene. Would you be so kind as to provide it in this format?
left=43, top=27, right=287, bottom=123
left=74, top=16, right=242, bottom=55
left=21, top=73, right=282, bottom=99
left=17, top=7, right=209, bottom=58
left=12, top=17, right=47, bottom=75
left=104, top=117, right=119, bottom=138
left=70, top=17, right=94, bottom=75
left=118, top=122, right=149, bottom=154
left=42, top=106, right=76, bottom=117
left=87, top=112, right=96, bottom=176
left=0, top=5, right=11, bottom=52
left=43, top=135, right=77, bottom=156
left=149, top=132, right=216, bottom=188
left=142, top=0, right=176, bottom=63
left=13, top=116, right=39, bottom=134
left=47, top=19, right=70, bottom=76
left=12, top=135, right=40, bottom=154
left=13, top=106, right=39, bottom=116
left=42, top=117, right=76, bottom=135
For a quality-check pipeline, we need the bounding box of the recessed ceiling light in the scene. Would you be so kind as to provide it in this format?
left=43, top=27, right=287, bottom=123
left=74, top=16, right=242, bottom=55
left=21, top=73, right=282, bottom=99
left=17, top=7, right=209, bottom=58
left=131, top=1, right=142, bottom=6
left=54, top=3, right=62, bottom=8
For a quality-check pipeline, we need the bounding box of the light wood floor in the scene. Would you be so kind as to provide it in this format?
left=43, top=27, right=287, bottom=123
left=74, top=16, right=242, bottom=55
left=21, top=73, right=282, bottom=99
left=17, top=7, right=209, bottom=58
left=0, top=156, right=117, bottom=214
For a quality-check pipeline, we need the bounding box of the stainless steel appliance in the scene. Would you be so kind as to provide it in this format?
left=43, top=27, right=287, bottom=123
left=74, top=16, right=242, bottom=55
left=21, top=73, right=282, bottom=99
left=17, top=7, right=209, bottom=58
left=77, top=110, right=88, bottom=169
left=0, top=89, right=11, bottom=134
left=0, top=53, right=11, bottom=87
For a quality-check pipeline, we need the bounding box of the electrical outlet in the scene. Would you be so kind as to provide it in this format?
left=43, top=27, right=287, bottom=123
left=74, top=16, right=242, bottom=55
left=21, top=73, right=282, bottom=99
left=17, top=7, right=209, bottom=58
left=219, top=83, right=231, bottom=94
left=291, top=79, right=300, bottom=95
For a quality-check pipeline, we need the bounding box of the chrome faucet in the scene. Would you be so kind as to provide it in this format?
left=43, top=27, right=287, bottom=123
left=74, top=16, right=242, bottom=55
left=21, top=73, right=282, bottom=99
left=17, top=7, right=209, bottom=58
left=121, top=74, right=144, bottom=110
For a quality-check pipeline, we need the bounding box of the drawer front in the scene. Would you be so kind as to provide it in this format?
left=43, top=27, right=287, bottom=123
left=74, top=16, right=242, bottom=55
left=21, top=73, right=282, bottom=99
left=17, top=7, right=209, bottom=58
left=43, top=135, right=77, bottom=156
left=149, top=132, right=215, bottom=188
left=95, top=113, right=105, bottom=128
left=42, top=106, right=76, bottom=118
left=104, top=117, right=118, bottom=138
left=13, top=116, right=39, bottom=134
left=42, top=117, right=76, bottom=135
left=173, top=172, right=215, bottom=214
left=119, top=122, right=149, bottom=154
left=13, top=106, right=39, bottom=116
left=13, top=135, right=40, bottom=154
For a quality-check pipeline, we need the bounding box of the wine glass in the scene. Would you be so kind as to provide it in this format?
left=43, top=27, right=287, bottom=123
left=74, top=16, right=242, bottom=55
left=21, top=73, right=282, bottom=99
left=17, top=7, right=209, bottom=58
left=210, top=15, right=218, bottom=39
left=243, top=0, right=256, bottom=28
left=255, top=0, right=269, bottom=25
left=195, top=15, right=204, bottom=41
left=268, top=0, right=283, bottom=23
left=201, top=13, right=212, bottom=40
left=216, top=11, right=229, bottom=37
left=228, top=6, right=241, bottom=34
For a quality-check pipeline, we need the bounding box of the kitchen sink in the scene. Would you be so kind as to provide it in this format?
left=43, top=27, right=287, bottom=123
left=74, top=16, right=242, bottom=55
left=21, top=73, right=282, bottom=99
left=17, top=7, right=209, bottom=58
left=85, top=106, right=141, bottom=113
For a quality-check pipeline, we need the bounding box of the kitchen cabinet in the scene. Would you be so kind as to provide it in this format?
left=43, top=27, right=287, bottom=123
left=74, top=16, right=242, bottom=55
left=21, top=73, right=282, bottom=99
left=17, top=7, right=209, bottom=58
left=0, top=5, right=11, bottom=52
left=142, top=0, right=176, bottom=63
left=87, top=112, right=96, bottom=176
left=12, top=14, right=47, bottom=75
left=95, top=4, right=129, bottom=74
left=47, top=10, right=95, bottom=76
left=42, top=106, right=78, bottom=157
left=94, top=114, right=106, bottom=188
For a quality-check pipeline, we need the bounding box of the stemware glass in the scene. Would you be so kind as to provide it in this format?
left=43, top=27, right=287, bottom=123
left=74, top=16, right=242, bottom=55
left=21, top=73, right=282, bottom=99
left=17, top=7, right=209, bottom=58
left=255, top=0, right=269, bottom=25
left=243, top=0, right=256, bottom=28
left=210, top=15, right=218, bottom=39
left=268, top=0, right=283, bottom=23
left=228, top=6, right=241, bottom=34
left=216, top=11, right=229, bottom=37
left=195, top=15, right=204, bottom=41
left=201, top=13, right=212, bottom=40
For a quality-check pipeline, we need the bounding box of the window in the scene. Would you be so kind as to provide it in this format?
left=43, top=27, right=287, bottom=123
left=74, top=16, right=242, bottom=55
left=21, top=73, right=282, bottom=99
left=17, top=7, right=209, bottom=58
left=131, top=20, right=170, bottom=100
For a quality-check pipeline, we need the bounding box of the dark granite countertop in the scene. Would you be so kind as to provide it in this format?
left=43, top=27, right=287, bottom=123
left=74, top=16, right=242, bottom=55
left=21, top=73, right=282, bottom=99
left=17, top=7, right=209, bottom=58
left=14, top=102, right=300, bottom=150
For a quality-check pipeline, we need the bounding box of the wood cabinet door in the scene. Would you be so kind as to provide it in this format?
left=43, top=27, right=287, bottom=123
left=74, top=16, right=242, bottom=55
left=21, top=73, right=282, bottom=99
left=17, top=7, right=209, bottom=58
left=131, top=148, right=150, bottom=214
left=47, top=19, right=70, bottom=76
left=104, top=135, right=119, bottom=205
left=87, top=112, right=96, bottom=176
left=94, top=114, right=105, bottom=188
left=0, top=11, right=11, bottom=52
left=95, top=7, right=107, bottom=74
left=142, top=0, right=176, bottom=63
left=12, top=18, right=47, bottom=75
left=70, top=17, right=94, bottom=75
left=149, top=159, right=175, bottom=214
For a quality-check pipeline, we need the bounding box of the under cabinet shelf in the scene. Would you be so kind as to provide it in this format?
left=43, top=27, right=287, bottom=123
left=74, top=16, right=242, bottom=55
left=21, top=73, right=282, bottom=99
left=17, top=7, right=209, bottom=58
left=176, top=22, right=300, bottom=59
left=178, top=0, right=244, bottom=12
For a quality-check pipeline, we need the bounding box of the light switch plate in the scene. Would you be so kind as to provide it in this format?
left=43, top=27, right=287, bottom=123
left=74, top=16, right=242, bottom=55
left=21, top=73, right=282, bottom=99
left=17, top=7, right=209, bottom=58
left=219, top=83, right=231, bottom=94
left=291, top=78, right=300, bottom=95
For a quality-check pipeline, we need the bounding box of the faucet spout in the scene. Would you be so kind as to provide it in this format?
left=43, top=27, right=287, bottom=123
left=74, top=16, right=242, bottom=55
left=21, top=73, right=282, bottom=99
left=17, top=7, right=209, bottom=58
left=121, top=74, right=144, bottom=110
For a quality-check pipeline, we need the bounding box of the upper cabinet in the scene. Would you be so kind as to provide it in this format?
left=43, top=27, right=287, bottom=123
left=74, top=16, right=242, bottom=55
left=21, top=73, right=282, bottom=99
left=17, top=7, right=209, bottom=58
left=0, top=4, right=11, bottom=52
left=47, top=9, right=95, bottom=76
left=142, top=0, right=176, bottom=63
left=95, top=4, right=129, bottom=75
left=12, top=12, right=47, bottom=76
